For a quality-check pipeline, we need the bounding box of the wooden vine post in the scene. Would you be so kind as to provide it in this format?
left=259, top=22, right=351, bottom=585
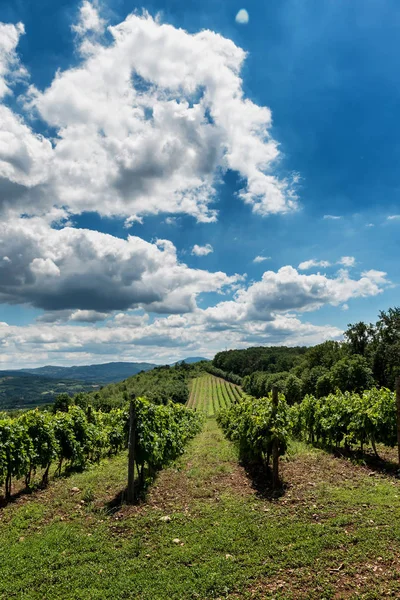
left=127, top=396, right=137, bottom=504
left=396, top=377, right=400, bottom=467
left=271, top=386, right=280, bottom=489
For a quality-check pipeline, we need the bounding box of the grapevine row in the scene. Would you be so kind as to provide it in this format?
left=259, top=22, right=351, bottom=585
left=217, top=392, right=290, bottom=465
left=290, top=388, right=396, bottom=454
left=0, top=399, right=201, bottom=500
left=187, top=374, right=239, bottom=415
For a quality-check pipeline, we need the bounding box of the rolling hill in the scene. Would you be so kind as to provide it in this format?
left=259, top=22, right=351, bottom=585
left=0, top=371, right=100, bottom=411
left=16, top=361, right=157, bottom=384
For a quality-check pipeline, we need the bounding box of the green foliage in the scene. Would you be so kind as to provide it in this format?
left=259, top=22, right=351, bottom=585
left=345, top=321, right=374, bottom=356
left=213, top=346, right=307, bottom=377
left=242, top=370, right=289, bottom=397
left=85, top=362, right=195, bottom=411
left=290, top=387, right=397, bottom=452
left=134, top=398, right=202, bottom=472
left=52, top=393, right=73, bottom=413
left=345, top=307, right=400, bottom=389
left=0, top=399, right=201, bottom=499
left=301, top=341, right=346, bottom=369
left=330, top=355, right=374, bottom=393
left=315, top=373, right=334, bottom=398
left=301, top=366, right=329, bottom=396
left=0, top=372, right=99, bottom=411
left=217, top=393, right=290, bottom=464
left=204, top=363, right=242, bottom=385
left=283, top=374, right=303, bottom=404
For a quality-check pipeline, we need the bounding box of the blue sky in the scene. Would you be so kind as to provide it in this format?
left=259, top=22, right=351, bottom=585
left=0, top=0, right=398, bottom=367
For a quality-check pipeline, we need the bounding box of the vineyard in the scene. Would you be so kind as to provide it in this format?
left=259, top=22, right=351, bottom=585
left=218, top=386, right=399, bottom=474
left=0, top=399, right=201, bottom=500
left=2, top=371, right=400, bottom=599
left=186, top=374, right=243, bottom=415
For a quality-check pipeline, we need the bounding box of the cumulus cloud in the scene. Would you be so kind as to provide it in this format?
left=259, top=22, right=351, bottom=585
left=0, top=309, right=341, bottom=369
left=235, top=9, right=249, bottom=24
left=323, top=215, right=342, bottom=220
left=298, top=259, right=331, bottom=270
left=360, top=269, right=388, bottom=284
left=202, top=265, right=389, bottom=324
left=387, top=215, right=400, bottom=221
left=191, top=243, right=213, bottom=256
left=0, top=262, right=390, bottom=367
left=299, top=257, right=356, bottom=270
left=0, top=21, right=27, bottom=98
left=0, top=217, right=238, bottom=314
left=339, top=256, right=355, bottom=267
left=253, top=255, right=271, bottom=263
left=0, top=6, right=392, bottom=369
left=72, top=0, right=105, bottom=36
left=0, top=8, right=297, bottom=223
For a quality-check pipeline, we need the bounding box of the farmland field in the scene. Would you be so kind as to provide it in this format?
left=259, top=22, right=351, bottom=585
left=186, top=373, right=243, bottom=415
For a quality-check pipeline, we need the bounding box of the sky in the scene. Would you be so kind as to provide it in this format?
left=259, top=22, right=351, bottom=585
left=0, top=0, right=398, bottom=368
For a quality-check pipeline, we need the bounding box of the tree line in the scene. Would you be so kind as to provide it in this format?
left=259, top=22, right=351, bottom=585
left=213, top=307, right=400, bottom=402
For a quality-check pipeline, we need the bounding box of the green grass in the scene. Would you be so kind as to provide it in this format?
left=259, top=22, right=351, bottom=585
left=1, top=418, right=400, bottom=599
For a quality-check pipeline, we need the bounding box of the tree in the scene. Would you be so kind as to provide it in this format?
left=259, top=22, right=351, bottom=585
left=303, top=341, right=345, bottom=370
left=302, top=366, right=329, bottom=396
left=316, top=373, right=334, bottom=398
left=344, top=321, right=374, bottom=356
left=372, top=307, right=400, bottom=388
left=53, top=393, right=73, bottom=413
left=285, top=374, right=303, bottom=405
left=330, top=355, right=374, bottom=393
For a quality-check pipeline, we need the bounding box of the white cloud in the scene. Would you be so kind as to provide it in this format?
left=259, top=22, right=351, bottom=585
left=0, top=217, right=237, bottom=314
left=0, top=105, right=53, bottom=214
left=30, top=257, right=60, bottom=277
left=387, top=215, right=400, bottom=221
left=298, top=256, right=356, bottom=270
left=72, top=1, right=105, bottom=36
left=323, top=215, right=342, bottom=220
left=235, top=9, right=249, bottom=25
left=205, top=265, right=389, bottom=323
left=0, top=21, right=27, bottom=99
left=253, top=255, right=271, bottom=263
left=360, top=269, right=388, bottom=284
left=338, top=256, right=355, bottom=268
left=123, top=215, right=143, bottom=228
left=298, top=259, right=331, bottom=270
left=0, top=8, right=392, bottom=369
left=192, top=243, right=213, bottom=256
left=0, top=10, right=296, bottom=223
left=0, top=262, right=390, bottom=368
left=0, top=309, right=342, bottom=369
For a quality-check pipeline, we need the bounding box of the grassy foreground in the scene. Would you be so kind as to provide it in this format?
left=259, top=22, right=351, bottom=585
left=1, top=413, right=400, bottom=598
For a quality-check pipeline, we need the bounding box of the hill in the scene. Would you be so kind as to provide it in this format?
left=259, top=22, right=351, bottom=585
left=0, top=371, right=99, bottom=411
left=172, top=356, right=209, bottom=365
left=1, top=360, right=207, bottom=412
left=17, top=361, right=157, bottom=384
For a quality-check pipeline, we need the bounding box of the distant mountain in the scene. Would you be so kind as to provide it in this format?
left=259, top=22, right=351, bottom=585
left=0, top=371, right=99, bottom=411
left=1, top=359, right=208, bottom=411
left=172, top=357, right=209, bottom=365
left=17, top=362, right=157, bottom=385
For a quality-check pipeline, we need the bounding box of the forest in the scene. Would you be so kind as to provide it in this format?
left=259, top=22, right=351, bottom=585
left=213, top=307, right=400, bottom=403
